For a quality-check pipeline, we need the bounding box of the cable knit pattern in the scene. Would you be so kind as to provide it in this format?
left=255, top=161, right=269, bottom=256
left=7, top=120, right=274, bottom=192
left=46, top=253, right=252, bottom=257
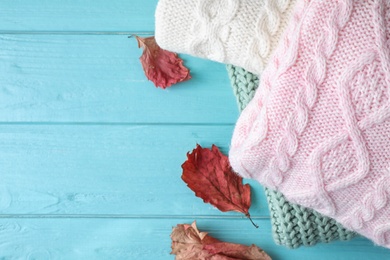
left=227, top=64, right=356, bottom=248
left=155, top=0, right=297, bottom=75
left=189, top=0, right=239, bottom=62
left=265, top=0, right=353, bottom=189
left=230, top=0, right=308, bottom=179
left=344, top=174, right=390, bottom=231
left=230, top=0, right=390, bottom=248
left=246, top=0, right=291, bottom=71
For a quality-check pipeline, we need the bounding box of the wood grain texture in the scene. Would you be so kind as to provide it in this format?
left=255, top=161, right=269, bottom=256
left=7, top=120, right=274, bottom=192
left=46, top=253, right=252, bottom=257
left=0, top=218, right=388, bottom=260
left=0, top=0, right=158, bottom=32
left=0, top=124, right=266, bottom=216
left=0, top=35, right=238, bottom=123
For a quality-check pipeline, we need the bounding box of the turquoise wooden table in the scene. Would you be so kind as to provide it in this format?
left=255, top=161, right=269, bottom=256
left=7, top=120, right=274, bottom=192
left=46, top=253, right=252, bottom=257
left=1, top=1, right=390, bottom=259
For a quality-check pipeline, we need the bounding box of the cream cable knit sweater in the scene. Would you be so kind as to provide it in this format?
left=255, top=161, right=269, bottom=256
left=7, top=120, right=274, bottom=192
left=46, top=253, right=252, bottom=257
left=155, top=0, right=297, bottom=75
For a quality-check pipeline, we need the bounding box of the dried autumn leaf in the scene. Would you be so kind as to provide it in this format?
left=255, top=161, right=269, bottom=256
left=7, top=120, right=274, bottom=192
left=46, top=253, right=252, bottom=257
left=182, top=144, right=257, bottom=227
left=170, top=221, right=271, bottom=260
left=135, top=35, right=191, bottom=89
left=204, top=243, right=271, bottom=260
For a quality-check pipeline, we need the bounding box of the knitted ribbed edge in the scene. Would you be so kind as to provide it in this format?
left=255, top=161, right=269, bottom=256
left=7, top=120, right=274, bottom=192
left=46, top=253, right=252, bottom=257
left=227, top=64, right=357, bottom=248
left=227, top=65, right=259, bottom=112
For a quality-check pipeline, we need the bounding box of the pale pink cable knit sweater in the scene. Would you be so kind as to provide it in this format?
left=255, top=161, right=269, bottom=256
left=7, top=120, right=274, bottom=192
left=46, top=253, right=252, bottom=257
left=230, top=0, right=390, bottom=248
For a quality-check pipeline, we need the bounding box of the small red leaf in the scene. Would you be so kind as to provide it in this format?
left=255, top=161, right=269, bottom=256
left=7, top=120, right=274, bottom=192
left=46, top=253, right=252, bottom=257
left=182, top=144, right=254, bottom=223
left=170, top=221, right=271, bottom=260
left=135, top=35, right=191, bottom=89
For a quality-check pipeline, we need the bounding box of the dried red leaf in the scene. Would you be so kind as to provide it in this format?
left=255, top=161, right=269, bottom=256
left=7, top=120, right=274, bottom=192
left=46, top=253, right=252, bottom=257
left=182, top=144, right=252, bottom=218
left=205, top=243, right=271, bottom=260
left=135, top=35, right=191, bottom=89
left=170, top=221, right=271, bottom=260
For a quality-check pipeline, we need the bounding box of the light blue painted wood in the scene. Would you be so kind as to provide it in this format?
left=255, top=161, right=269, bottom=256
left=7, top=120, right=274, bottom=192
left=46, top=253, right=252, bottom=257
left=0, top=35, right=238, bottom=123
left=0, top=218, right=388, bottom=260
left=0, top=124, right=267, bottom=216
left=0, top=0, right=158, bottom=32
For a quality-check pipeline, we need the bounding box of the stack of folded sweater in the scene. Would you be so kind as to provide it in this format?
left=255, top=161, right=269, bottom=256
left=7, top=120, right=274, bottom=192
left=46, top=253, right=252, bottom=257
left=155, top=0, right=390, bottom=249
left=227, top=64, right=356, bottom=248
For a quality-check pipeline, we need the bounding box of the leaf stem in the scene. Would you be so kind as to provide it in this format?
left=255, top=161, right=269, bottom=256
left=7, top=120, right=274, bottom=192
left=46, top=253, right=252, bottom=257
left=246, top=213, right=259, bottom=228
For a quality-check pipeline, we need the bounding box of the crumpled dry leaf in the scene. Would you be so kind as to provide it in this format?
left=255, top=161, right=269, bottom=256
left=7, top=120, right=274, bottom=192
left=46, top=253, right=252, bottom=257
left=135, top=35, right=191, bottom=89
left=170, top=221, right=271, bottom=260
left=204, top=242, right=270, bottom=260
left=181, top=144, right=256, bottom=226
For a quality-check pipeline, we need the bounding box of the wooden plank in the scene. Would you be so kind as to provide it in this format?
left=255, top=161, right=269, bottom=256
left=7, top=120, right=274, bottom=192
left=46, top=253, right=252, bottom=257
left=0, top=124, right=267, bottom=216
left=0, top=0, right=158, bottom=32
left=0, top=35, right=238, bottom=123
left=0, top=218, right=387, bottom=259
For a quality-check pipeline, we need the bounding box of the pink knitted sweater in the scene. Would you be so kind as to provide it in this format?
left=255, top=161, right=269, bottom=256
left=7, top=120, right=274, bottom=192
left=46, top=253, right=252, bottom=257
left=230, top=0, right=390, bottom=248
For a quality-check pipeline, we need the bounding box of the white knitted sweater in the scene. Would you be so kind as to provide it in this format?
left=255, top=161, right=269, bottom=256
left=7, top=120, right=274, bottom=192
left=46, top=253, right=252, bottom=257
left=155, top=0, right=297, bottom=75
